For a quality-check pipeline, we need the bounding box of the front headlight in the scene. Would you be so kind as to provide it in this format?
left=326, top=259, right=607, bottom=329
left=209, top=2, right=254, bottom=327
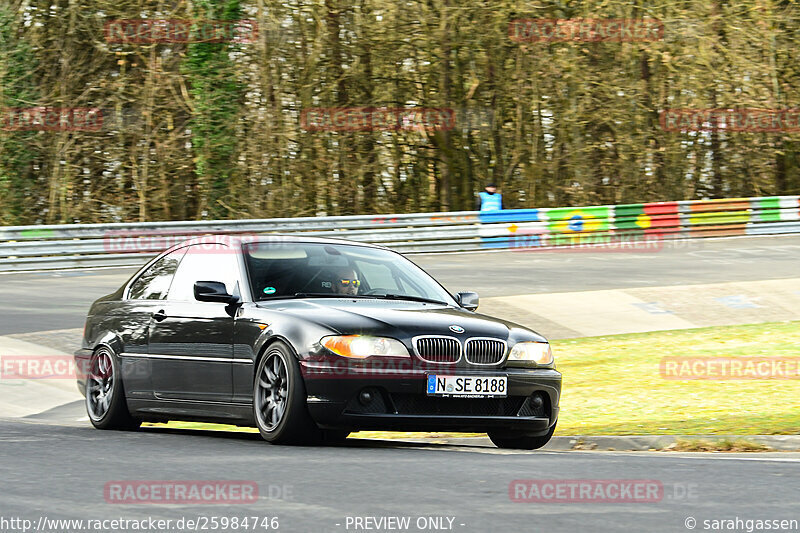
left=321, top=335, right=410, bottom=359
left=507, top=342, right=554, bottom=367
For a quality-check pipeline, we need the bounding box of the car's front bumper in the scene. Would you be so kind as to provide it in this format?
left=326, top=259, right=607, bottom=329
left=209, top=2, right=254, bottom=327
left=300, top=361, right=561, bottom=435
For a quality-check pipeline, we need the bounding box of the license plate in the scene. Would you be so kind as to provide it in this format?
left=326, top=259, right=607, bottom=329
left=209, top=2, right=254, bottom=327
left=427, top=375, right=507, bottom=398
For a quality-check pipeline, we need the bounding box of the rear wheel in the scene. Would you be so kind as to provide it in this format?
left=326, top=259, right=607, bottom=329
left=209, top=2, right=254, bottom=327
left=488, top=424, right=556, bottom=450
left=86, top=347, right=140, bottom=430
left=254, top=341, right=321, bottom=445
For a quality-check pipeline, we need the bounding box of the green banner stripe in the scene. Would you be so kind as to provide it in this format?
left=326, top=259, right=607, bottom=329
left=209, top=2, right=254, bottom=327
left=688, top=211, right=751, bottom=225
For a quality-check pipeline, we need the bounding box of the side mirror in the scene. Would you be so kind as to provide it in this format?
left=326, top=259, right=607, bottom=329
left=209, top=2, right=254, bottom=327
left=194, top=281, right=238, bottom=303
left=455, top=291, right=479, bottom=311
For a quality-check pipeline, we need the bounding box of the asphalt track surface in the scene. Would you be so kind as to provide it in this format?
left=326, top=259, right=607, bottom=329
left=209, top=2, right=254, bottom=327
left=1, top=234, right=799, bottom=335
left=2, top=234, right=800, bottom=533
left=2, top=418, right=799, bottom=533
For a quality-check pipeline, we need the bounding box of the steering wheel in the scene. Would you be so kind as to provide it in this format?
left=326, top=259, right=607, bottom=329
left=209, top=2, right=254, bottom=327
left=359, top=288, right=387, bottom=296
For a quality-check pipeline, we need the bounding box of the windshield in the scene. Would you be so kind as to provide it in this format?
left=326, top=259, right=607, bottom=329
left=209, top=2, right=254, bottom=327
left=243, top=241, right=456, bottom=305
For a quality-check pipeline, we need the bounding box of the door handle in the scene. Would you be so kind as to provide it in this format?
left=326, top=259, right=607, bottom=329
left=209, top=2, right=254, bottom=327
left=153, top=309, right=167, bottom=322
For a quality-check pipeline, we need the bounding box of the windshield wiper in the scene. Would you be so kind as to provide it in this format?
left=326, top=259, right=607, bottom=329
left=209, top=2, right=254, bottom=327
left=260, top=293, right=448, bottom=305
left=292, top=293, right=370, bottom=299
left=370, top=294, right=448, bottom=305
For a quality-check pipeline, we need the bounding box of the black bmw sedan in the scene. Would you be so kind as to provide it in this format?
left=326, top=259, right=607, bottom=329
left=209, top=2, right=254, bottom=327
left=75, top=236, right=561, bottom=449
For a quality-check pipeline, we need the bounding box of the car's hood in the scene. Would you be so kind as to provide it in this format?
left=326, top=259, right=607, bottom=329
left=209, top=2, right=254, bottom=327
left=255, top=299, right=546, bottom=342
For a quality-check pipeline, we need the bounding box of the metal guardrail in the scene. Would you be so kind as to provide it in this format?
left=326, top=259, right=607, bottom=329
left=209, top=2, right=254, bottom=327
left=1, top=195, right=798, bottom=272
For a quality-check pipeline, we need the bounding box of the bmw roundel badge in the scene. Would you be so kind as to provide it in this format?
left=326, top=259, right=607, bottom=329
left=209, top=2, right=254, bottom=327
left=449, top=325, right=465, bottom=334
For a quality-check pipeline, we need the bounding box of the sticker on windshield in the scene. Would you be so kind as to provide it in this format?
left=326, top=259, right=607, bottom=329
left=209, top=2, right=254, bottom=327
left=263, top=286, right=276, bottom=295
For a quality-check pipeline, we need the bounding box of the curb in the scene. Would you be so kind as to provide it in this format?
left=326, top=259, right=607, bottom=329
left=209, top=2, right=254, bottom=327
left=400, top=435, right=800, bottom=451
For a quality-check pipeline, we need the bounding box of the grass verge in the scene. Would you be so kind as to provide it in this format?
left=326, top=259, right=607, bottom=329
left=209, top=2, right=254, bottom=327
left=555, top=320, right=800, bottom=435
left=662, top=439, right=772, bottom=452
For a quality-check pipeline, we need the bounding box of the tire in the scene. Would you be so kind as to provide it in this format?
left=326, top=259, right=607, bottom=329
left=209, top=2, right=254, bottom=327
left=488, top=424, right=556, bottom=450
left=253, top=341, right=321, bottom=445
left=85, top=347, right=140, bottom=430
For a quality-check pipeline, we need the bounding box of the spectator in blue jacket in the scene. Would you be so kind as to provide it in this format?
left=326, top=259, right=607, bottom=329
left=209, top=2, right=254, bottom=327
left=476, top=182, right=503, bottom=211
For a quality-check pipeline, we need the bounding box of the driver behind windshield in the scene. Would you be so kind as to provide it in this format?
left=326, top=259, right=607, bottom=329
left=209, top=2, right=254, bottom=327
left=333, top=267, right=360, bottom=296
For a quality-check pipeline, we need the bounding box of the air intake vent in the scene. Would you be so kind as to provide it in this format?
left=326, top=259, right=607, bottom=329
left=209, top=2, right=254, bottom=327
left=391, top=394, right=525, bottom=416
left=465, top=338, right=506, bottom=365
left=413, top=336, right=461, bottom=364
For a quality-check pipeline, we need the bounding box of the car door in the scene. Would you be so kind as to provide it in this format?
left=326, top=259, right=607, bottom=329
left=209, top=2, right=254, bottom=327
left=148, top=243, right=239, bottom=402
left=120, top=247, right=187, bottom=398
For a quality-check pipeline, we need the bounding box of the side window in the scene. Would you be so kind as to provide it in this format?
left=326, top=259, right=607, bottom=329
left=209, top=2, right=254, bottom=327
left=128, top=248, right=187, bottom=300
left=354, top=260, right=399, bottom=292
left=168, top=245, right=240, bottom=301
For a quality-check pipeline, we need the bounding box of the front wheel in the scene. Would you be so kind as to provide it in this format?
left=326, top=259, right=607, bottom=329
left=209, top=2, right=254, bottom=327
left=85, top=347, right=140, bottom=430
left=254, top=341, right=320, bottom=445
left=488, top=424, right=556, bottom=450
